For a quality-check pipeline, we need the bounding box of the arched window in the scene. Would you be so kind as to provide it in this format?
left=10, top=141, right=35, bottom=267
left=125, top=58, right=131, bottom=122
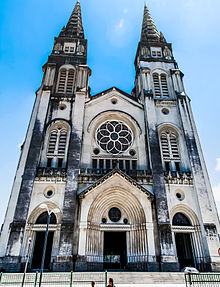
left=160, top=129, right=180, bottom=171
left=153, top=73, right=169, bottom=97
left=57, top=68, right=75, bottom=94
left=46, top=122, right=69, bottom=168
left=35, top=212, right=57, bottom=224
left=172, top=213, right=191, bottom=226
left=47, top=129, right=67, bottom=156
left=161, top=131, right=179, bottom=160
left=77, top=44, right=85, bottom=53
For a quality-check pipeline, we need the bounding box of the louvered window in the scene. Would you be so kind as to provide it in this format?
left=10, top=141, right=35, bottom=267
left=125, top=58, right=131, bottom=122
left=58, top=132, right=67, bottom=154
left=57, top=69, right=75, bottom=94
left=161, top=133, right=170, bottom=158
left=160, top=131, right=180, bottom=160
left=170, top=134, right=179, bottom=158
left=48, top=131, right=57, bottom=154
left=161, top=74, right=169, bottom=96
left=66, top=70, right=75, bottom=93
left=57, top=70, right=67, bottom=93
left=153, top=73, right=169, bottom=97
left=153, top=74, right=161, bottom=96
left=47, top=128, right=67, bottom=156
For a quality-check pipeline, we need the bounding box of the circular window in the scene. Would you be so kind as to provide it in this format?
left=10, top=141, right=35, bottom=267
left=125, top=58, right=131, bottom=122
left=59, top=104, right=66, bottom=110
left=111, top=98, right=117, bottom=105
left=108, top=207, right=121, bottom=222
left=93, top=148, right=100, bottom=155
left=175, top=190, right=185, bottom=201
left=96, top=120, right=133, bottom=154
left=102, top=218, right=107, bottom=224
left=45, top=189, right=54, bottom=198
left=162, top=108, right=169, bottom=115
left=123, top=218, right=128, bottom=224
left=129, top=149, right=136, bottom=156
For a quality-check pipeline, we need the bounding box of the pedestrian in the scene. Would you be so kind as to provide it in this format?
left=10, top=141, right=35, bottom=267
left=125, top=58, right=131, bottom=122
left=107, top=278, right=115, bottom=287
left=91, top=281, right=95, bottom=287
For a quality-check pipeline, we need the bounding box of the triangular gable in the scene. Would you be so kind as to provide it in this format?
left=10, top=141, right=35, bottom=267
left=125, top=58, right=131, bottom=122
left=88, top=87, right=142, bottom=108
left=78, top=168, right=154, bottom=201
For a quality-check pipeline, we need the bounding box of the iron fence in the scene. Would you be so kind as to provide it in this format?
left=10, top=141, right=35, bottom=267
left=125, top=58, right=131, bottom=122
left=185, top=273, right=220, bottom=287
left=0, top=271, right=107, bottom=287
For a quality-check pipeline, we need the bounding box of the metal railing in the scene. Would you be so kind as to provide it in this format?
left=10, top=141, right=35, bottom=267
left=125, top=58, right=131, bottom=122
left=185, top=273, right=220, bottom=287
left=0, top=271, right=107, bottom=287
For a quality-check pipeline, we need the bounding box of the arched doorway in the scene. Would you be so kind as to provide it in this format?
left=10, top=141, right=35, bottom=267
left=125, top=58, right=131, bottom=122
left=82, top=184, right=152, bottom=271
left=173, top=213, right=195, bottom=269
left=31, top=212, right=56, bottom=270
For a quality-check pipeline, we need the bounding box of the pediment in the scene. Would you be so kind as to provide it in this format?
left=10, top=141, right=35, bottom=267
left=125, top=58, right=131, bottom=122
left=78, top=169, right=154, bottom=201
left=87, top=87, right=143, bottom=109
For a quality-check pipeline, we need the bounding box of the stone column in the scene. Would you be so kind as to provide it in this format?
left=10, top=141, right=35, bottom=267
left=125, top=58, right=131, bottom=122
left=143, top=81, right=178, bottom=271
left=177, top=94, right=220, bottom=270
left=4, top=90, right=51, bottom=271
left=53, top=88, right=86, bottom=271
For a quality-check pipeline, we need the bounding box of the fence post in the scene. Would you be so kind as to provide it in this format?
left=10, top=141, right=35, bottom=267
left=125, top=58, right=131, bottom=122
left=189, top=274, right=192, bottom=286
left=70, top=271, right=73, bottom=287
left=0, top=272, right=2, bottom=283
left=105, top=270, right=107, bottom=287
left=34, top=272, right=38, bottom=287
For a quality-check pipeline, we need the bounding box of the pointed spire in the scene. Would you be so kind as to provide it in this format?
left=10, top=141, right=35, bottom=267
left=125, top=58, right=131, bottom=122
left=59, top=0, right=84, bottom=39
left=141, top=4, right=160, bottom=42
left=160, top=32, right=167, bottom=43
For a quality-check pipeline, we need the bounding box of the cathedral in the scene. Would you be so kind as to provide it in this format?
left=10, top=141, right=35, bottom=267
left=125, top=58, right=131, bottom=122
left=0, top=0, right=219, bottom=273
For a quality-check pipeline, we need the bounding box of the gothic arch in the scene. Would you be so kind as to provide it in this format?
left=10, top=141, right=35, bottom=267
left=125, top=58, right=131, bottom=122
left=28, top=202, right=62, bottom=224
left=87, top=110, right=142, bottom=140
left=87, top=186, right=147, bottom=225
left=56, top=65, right=76, bottom=94
left=151, top=68, right=168, bottom=75
left=157, top=123, right=182, bottom=136
left=41, top=120, right=71, bottom=167
left=46, top=119, right=71, bottom=130
left=170, top=204, right=200, bottom=227
left=58, top=64, right=76, bottom=72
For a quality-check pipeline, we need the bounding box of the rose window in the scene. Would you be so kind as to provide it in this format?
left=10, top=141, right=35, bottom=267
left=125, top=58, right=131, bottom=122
left=96, top=120, right=133, bottom=154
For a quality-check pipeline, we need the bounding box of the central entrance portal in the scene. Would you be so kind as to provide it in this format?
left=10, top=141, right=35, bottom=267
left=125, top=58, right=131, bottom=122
left=104, top=232, right=127, bottom=270
left=31, top=232, right=54, bottom=270
left=175, top=233, right=194, bottom=269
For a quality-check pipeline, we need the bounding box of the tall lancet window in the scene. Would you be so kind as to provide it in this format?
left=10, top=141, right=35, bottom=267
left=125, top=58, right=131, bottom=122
left=57, top=68, right=75, bottom=94
left=46, top=123, right=69, bottom=168
left=153, top=73, right=169, bottom=97
left=160, top=129, right=180, bottom=171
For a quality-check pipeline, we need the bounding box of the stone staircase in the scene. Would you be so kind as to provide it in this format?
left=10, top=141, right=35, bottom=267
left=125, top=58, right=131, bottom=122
left=108, top=272, right=185, bottom=285
left=0, top=272, right=186, bottom=286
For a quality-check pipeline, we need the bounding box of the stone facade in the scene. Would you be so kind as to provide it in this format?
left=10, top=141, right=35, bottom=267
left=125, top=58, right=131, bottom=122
left=0, top=1, right=219, bottom=273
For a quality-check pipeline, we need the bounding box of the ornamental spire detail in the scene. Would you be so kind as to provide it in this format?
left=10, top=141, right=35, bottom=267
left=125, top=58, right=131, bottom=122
left=59, top=0, right=84, bottom=39
left=141, top=4, right=160, bottom=42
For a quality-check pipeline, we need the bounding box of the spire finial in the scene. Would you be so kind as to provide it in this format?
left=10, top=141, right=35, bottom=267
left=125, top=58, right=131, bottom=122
left=141, top=3, right=160, bottom=42
left=59, top=0, right=84, bottom=39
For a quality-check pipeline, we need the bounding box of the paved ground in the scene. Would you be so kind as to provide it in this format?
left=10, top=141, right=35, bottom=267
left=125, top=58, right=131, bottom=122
left=119, top=286, right=182, bottom=287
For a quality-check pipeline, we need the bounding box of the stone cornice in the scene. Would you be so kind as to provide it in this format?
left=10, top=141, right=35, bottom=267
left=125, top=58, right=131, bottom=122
left=78, top=168, right=154, bottom=200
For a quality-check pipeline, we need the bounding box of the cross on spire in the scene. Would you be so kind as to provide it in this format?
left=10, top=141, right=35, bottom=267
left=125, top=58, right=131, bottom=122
left=59, top=0, right=84, bottom=39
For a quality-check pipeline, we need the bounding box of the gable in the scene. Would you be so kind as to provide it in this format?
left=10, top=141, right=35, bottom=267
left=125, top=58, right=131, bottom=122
left=78, top=169, right=154, bottom=200
left=87, top=87, right=143, bottom=109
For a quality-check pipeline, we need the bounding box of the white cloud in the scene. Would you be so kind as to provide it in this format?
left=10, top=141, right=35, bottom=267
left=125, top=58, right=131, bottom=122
left=116, top=18, right=125, bottom=29
left=215, top=158, right=220, bottom=172
left=213, top=183, right=220, bottom=215
left=213, top=183, right=220, bottom=201
left=123, top=9, right=128, bottom=14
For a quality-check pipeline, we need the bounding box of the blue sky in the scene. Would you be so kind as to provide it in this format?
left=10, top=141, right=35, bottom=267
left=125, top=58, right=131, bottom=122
left=0, top=0, right=220, bottom=227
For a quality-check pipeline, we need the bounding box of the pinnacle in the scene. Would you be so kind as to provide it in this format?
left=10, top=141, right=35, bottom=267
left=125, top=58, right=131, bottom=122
left=59, top=0, right=84, bottom=39
left=141, top=4, right=160, bottom=42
